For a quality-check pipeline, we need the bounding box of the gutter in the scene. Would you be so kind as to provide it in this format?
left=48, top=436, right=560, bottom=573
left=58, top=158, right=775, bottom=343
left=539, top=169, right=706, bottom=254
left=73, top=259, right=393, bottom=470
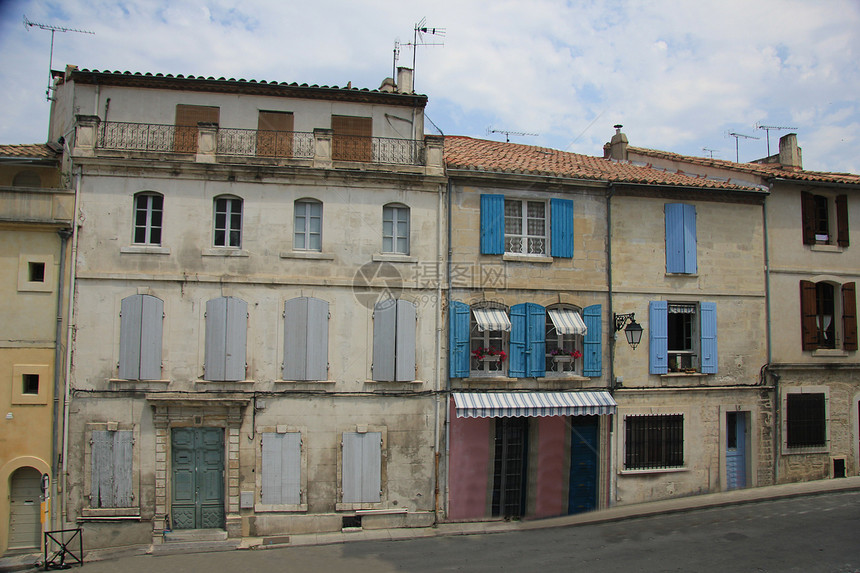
left=51, top=227, right=71, bottom=526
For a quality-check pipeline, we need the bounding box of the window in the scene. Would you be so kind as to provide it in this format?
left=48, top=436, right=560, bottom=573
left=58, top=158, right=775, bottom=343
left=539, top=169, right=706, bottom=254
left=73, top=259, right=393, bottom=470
left=261, top=432, right=301, bottom=505
left=649, top=301, right=717, bottom=374
left=90, top=429, right=134, bottom=508
left=545, top=306, right=585, bottom=375
left=22, top=374, right=39, bottom=395
left=801, top=191, right=849, bottom=247
left=800, top=281, right=857, bottom=351
left=213, top=196, right=242, bottom=248
left=204, top=296, right=247, bottom=381
left=174, top=104, right=219, bottom=153
left=469, top=303, right=510, bottom=376
left=294, top=200, right=322, bottom=251
left=624, top=414, right=684, bottom=470
left=665, top=203, right=697, bottom=274
left=257, top=110, right=294, bottom=158
left=342, top=431, right=382, bottom=503
left=480, top=195, right=573, bottom=258
left=283, top=297, right=329, bottom=381
left=18, top=255, right=53, bottom=292
left=119, top=294, right=164, bottom=380
left=332, top=115, right=372, bottom=161
left=28, top=262, right=45, bottom=283
left=786, top=393, right=826, bottom=448
left=372, top=299, right=416, bottom=381
left=382, top=204, right=410, bottom=254
left=133, top=192, right=163, bottom=245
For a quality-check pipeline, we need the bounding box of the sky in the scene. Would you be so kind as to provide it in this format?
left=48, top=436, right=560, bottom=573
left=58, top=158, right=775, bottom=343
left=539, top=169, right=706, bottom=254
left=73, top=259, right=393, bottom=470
left=1, top=0, right=859, bottom=173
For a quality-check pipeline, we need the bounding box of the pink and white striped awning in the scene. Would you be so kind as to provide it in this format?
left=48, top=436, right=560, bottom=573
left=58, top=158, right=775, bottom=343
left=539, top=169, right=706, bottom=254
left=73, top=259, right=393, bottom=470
left=453, top=391, right=616, bottom=418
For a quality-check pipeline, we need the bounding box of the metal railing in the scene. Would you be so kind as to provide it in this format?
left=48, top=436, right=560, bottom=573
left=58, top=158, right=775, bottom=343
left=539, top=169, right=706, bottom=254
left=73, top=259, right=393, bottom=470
left=217, top=128, right=314, bottom=158
left=99, top=122, right=177, bottom=152
left=333, top=133, right=425, bottom=165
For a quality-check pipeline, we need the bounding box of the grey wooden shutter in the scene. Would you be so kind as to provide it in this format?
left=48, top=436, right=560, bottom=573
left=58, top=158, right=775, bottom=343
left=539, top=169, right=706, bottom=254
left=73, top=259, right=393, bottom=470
left=306, top=298, right=329, bottom=380
left=91, top=430, right=132, bottom=508
left=224, top=297, right=248, bottom=381
left=119, top=296, right=143, bottom=379
left=205, top=297, right=228, bottom=381
left=342, top=432, right=381, bottom=503
left=113, top=431, right=133, bottom=507
left=395, top=300, right=416, bottom=382
left=261, top=433, right=301, bottom=505
left=139, top=296, right=163, bottom=380
left=284, top=298, right=309, bottom=380
left=372, top=300, right=397, bottom=381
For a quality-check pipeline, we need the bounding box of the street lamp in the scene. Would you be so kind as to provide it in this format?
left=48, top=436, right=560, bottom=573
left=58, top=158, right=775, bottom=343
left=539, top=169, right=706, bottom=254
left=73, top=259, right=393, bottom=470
left=614, top=313, right=643, bottom=349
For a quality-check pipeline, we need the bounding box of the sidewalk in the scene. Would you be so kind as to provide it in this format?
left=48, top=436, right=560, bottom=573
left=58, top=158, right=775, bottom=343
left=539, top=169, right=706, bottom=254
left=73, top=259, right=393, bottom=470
left=3, top=476, right=859, bottom=571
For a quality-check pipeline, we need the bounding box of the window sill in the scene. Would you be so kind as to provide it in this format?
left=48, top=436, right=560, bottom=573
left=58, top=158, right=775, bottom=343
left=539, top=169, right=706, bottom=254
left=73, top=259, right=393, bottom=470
left=619, top=467, right=688, bottom=476
left=665, top=272, right=698, bottom=277
left=372, top=253, right=416, bottom=263
left=280, top=251, right=335, bottom=260
left=502, top=253, right=553, bottom=264
left=202, top=248, right=250, bottom=257
left=109, top=378, right=171, bottom=384
left=80, top=508, right=141, bottom=520
left=812, top=349, right=849, bottom=358
left=365, top=379, right=425, bottom=384
left=810, top=244, right=843, bottom=253
left=121, top=245, right=171, bottom=255
left=543, top=374, right=590, bottom=381
left=336, top=502, right=383, bottom=511
left=782, top=444, right=830, bottom=455
left=254, top=503, right=308, bottom=513
left=275, top=379, right=336, bottom=384
left=660, top=372, right=707, bottom=378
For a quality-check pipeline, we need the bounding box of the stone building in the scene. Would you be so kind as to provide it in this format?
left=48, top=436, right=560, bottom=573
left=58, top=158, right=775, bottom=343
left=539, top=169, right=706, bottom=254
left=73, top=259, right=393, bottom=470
left=48, top=66, right=446, bottom=548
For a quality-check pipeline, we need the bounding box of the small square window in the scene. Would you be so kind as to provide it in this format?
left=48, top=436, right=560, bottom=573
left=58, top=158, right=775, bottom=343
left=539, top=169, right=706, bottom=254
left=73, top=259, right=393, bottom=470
left=22, top=374, right=39, bottom=395
left=29, top=262, right=45, bottom=283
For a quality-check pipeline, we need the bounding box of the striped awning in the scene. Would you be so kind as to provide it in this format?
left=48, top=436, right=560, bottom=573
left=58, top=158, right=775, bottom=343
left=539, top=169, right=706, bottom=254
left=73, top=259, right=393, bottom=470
left=472, top=308, right=511, bottom=332
left=547, top=309, right=587, bottom=335
left=453, top=391, right=617, bottom=418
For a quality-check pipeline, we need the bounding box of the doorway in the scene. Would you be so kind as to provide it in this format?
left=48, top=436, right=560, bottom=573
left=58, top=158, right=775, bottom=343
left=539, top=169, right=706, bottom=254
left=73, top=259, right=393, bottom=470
left=171, top=428, right=225, bottom=529
left=8, top=467, right=42, bottom=552
left=569, top=415, right=599, bottom=514
left=491, top=417, right=529, bottom=518
left=726, top=411, right=748, bottom=490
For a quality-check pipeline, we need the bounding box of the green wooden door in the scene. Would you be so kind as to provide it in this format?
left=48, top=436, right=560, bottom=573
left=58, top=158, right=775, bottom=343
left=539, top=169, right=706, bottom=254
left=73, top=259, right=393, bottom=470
left=171, top=428, right=224, bottom=529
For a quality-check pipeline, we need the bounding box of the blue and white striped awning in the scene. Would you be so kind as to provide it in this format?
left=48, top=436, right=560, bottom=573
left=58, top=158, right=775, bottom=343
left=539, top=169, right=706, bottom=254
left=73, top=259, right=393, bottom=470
left=472, top=308, right=512, bottom=332
left=453, top=391, right=616, bottom=418
left=547, top=309, right=587, bottom=335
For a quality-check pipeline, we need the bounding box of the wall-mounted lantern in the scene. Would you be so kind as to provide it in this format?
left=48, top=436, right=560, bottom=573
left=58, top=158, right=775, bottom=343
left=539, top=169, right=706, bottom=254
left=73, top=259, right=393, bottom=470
left=614, top=313, right=644, bottom=349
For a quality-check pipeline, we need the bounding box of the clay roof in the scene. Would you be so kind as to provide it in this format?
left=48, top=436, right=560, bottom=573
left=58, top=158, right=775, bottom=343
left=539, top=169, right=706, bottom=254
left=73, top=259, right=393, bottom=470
left=444, top=136, right=760, bottom=191
left=0, top=144, right=60, bottom=159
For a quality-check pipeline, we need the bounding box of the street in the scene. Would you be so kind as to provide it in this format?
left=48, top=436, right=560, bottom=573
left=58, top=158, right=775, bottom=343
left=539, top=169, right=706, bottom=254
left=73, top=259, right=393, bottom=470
left=76, top=490, right=860, bottom=572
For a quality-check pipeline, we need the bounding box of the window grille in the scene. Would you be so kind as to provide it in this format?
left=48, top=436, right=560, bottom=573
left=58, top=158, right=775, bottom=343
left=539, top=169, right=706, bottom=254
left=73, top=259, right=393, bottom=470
left=624, top=414, right=684, bottom=470
left=786, top=393, right=826, bottom=448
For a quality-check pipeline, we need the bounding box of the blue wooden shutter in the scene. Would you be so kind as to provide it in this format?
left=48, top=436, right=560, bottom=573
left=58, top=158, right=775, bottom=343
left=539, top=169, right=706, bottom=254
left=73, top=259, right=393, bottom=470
left=224, top=297, right=248, bottom=381
left=683, top=204, right=697, bottom=273
left=449, top=301, right=471, bottom=378
left=583, top=304, right=602, bottom=377
left=395, top=300, right=416, bottom=382
left=372, top=300, right=397, bottom=381
left=138, top=295, right=163, bottom=380
left=119, top=295, right=143, bottom=380
left=666, top=203, right=696, bottom=273
left=509, top=304, right=527, bottom=377
left=550, top=198, right=574, bottom=258
left=204, top=297, right=228, bottom=381
left=700, top=302, right=718, bottom=374
left=342, top=432, right=381, bottom=503
left=527, top=303, right=546, bottom=377
left=480, top=194, right=504, bottom=254
left=262, top=432, right=301, bottom=505
left=649, top=301, right=668, bottom=374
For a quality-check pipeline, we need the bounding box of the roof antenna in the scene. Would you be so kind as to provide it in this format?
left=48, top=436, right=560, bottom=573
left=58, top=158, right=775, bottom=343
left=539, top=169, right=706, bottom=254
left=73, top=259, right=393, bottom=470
left=24, top=15, right=94, bottom=101
left=401, top=18, right=445, bottom=92
left=727, top=131, right=760, bottom=162
left=755, top=122, right=798, bottom=157
left=702, top=147, right=718, bottom=159
left=487, top=127, right=538, bottom=143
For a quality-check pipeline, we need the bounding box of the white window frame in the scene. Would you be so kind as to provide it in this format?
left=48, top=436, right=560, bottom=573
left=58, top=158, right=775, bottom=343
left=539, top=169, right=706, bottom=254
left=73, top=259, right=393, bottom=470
left=382, top=204, right=410, bottom=255
left=504, top=198, right=547, bottom=255
left=294, top=199, right=322, bottom=251
left=544, top=305, right=584, bottom=376
left=667, top=302, right=699, bottom=372
left=213, top=196, right=243, bottom=248
left=469, top=306, right=510, bottom=377
left=133, top=192, right=164, bottom=246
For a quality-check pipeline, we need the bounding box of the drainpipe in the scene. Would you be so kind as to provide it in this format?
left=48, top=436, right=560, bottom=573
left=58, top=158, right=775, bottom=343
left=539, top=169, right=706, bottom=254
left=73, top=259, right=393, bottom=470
left=443, top=176, right=453, bottom=520
left=433, top=180, right=444, bottom=523
left=763, top=184, right=779, bottom=485
left=605, top=183, right=616, bottom=509
left=51, top=227, right=71, bottom=528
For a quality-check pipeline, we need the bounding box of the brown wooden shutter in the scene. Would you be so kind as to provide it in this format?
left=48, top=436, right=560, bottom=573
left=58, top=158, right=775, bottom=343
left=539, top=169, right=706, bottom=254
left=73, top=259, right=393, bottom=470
left=842, top=282, right=857, bottom=351
left=800, top=191, right=816, bottom=245
left=174, top=104, right=220, bottom=153
left=836, top=194, right=849, bottom=247
left=331, top=115, right=372, bottom=161
left=800, top=280, right=819, bottom=350
left=256, top=111, right=294, bottom=158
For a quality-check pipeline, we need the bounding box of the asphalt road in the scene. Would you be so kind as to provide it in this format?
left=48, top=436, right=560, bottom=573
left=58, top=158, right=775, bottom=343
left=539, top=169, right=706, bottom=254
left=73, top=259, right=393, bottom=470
left=77, top=490, right=860, bottom=572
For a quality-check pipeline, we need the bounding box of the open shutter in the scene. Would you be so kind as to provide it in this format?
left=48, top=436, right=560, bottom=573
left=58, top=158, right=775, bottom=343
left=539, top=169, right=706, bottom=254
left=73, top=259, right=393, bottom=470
left=550, top=198, right=574, bottom=258
left=283, top=298, right=307, bottom=380
left=139, top=296, right=163, bottom=380
left=649, top=301, right=669, bottom=374
left=113, top=431, right=133, bottom=507
left=527, top=303, right=546, bottom=377
left=204, top=297, right=228, bottom=381
left=224, top=297, right=248, bottom=381
left=262, top=433, right=301, bottom=505
left=119, top=296, right=143, bottom=380
left=306, top=298, right=329, bottom=380
left=800, top=192, right=816, bottom=245
left=700, top=302, right=718, bottom=374
left=843, top=282, right=857, bottom=351
left=583, top=304, right=602, bottom=377
left=372, top=300, right=397, bottom=381
left=836, top=194, right=850, bottom=247
left=480, top=194, right=505, bottom=255
left=800, top=281, right=819, bottom=350
left=449, top=301, right=471, bottom=378
left=395, top=300, right=416, bottom=381
left=509, top=304, right=527, bottom=377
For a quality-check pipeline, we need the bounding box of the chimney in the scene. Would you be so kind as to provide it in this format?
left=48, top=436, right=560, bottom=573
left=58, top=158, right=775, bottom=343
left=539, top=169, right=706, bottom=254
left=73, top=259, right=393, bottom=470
left=378, top=77, right=396, bottom=93
left=778, top=133, right=802, bottom=170
left=396, top=67, right=413, bottom=94
left=608, top=124, right=628, bottom=161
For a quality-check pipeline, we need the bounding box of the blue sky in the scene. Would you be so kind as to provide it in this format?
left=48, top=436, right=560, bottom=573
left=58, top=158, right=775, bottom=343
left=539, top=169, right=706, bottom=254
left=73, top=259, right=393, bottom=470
left=1, top=0, right=859, bottom=173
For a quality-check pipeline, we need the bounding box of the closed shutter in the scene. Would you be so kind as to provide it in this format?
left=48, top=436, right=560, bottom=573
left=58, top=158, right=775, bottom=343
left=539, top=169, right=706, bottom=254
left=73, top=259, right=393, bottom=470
left=665, top=204, right=696, bottom=273
left=119, top=295, right=143, bottom=380
left=262, top=433, right=301, bottom=505
left=342, top=432, right=381, bottom=503
left=174, top=104, right=219, bottom=153
left=284, top=297, right=329, bottom=381
left=700, top=302, right=718, bottom=374
left=509, top=304, right=527, bottom=377
left=205, top=297, right=247, bottom=381
left=527, top=303, right=546, bottom=377
left=836, top=194, right=850, bottom=247
left=480, top=194, right=505, bottom=255
left=449, top=301, right=471, bottom=378
left=649, top=301, right=669, bottom=374
left=843, top=282, right=857, bottom=351
left=91, top=430, right=132, bottom=508
left=257, top=111, right=294, bottom=158
left=372, top=301, right=397, bottom=382
left=583, top=304, right=602, bottom=377
left=332, top=115, right=372, bottom=161
left=550, top=198, right=574, bottom=258
left=139, top=295, right=164, bottom=380
left=800, top=192, right=816, bottom=245
left=114, top=431, right=133, bottom=507
left=395, top=300, right=416, bottom=382
left=800, top=281, right=819, bottom=350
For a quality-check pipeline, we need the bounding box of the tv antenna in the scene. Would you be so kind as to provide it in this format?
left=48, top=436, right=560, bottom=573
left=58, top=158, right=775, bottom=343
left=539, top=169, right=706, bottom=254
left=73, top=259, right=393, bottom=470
left=24, top=15, right=94, bottom=101
left=755, top=122, right=798, bottom=157
left=702, top=147, right=718, bottom=159
left=488, top=128, right=538, bottom=143
left=396, top=18, right=444, bottom=92
left=727, top=131, right=759, bottom=162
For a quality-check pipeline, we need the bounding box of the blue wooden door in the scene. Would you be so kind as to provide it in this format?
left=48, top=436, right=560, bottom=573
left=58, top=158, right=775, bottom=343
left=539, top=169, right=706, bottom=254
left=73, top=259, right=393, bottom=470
left=568, top=416, right=598, bottom=514
left=172, top=428, right=225, bottom=529
left=726, top=412, right=747, bottom=490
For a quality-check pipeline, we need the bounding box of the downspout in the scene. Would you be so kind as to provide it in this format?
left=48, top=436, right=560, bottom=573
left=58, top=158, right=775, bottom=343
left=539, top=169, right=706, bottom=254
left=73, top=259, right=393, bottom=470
left=763, top=184, right=779, bottom=485
left=443, top=176, right=453, bottom=520
left=605, top=183, right=616, bottom=509
left=434, top=180, right=443, bottom=522
left=51, top=227, right=71, bottom=528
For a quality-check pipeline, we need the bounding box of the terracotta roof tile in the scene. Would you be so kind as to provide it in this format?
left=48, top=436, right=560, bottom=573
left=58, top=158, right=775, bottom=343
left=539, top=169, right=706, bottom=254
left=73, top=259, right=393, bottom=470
left=0, top=144, right=60, bottom=159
